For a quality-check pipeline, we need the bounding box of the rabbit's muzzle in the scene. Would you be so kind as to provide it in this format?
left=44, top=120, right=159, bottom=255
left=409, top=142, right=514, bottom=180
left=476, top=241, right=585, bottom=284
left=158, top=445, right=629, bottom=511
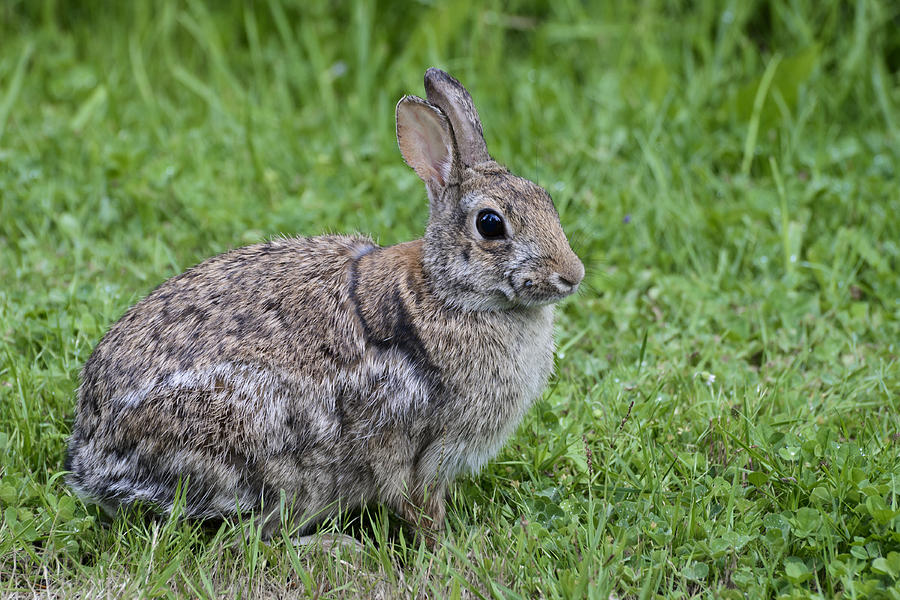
left=508, top=251, right=584, bottom=305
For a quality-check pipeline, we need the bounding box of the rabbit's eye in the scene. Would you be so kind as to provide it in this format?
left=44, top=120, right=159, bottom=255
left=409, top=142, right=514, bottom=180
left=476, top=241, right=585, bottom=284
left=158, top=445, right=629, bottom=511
left=476, top=209, right=505, bottom=240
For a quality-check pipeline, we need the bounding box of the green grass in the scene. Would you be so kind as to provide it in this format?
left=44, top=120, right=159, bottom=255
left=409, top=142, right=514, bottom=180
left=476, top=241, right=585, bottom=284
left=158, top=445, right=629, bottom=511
left=1, top=0, right=899, bottom=597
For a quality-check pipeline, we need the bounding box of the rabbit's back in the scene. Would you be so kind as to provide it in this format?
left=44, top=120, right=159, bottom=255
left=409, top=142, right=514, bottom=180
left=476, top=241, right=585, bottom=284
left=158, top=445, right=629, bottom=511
left=78, top=235, right=373, bottom=405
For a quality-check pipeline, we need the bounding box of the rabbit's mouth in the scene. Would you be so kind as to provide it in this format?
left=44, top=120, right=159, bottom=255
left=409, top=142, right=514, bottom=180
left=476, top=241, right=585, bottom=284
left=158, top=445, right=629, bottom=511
left=497, top=281, right=516, bottom=303
left=503, top=272, right=579, bottom=307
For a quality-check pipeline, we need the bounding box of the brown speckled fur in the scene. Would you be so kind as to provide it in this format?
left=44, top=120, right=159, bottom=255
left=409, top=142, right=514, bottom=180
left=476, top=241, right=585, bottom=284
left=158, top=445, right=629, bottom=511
left=66, top=69, right=584, bottom=544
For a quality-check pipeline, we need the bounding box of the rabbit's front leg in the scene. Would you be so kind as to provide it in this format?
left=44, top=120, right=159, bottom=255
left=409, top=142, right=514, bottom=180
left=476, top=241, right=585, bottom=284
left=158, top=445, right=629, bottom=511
left=397, top=481, right=447, bottom=549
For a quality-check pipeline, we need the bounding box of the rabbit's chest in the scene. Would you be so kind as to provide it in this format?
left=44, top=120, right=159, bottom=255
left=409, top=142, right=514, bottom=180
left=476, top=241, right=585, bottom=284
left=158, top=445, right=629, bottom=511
left=439, top=306, right=556, bottom=473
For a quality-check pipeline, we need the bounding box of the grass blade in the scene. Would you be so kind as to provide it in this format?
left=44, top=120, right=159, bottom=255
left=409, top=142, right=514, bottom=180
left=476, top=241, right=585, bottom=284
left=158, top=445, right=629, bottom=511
left=0, top=41, right=34, bottom=144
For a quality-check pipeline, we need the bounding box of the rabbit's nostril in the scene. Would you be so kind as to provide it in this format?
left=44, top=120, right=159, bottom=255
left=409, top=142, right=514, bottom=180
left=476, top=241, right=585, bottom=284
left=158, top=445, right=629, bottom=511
left=550, top=272, right=580, bottom=295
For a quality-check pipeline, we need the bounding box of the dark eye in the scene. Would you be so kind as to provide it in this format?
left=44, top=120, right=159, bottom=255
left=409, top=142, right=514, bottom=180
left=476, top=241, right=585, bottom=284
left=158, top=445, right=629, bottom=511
left=476, top=209, right=505, bottom=240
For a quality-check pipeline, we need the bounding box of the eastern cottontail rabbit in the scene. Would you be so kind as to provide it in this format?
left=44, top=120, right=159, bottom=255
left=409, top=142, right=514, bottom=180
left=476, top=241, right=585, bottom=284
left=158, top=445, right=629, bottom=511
left=66, top=68, right=584, bottom=544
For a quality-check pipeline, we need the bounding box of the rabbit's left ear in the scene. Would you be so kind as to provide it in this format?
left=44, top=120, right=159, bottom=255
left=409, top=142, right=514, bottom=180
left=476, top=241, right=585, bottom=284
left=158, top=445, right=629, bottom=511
left=396, top=94, right=459, bottom=192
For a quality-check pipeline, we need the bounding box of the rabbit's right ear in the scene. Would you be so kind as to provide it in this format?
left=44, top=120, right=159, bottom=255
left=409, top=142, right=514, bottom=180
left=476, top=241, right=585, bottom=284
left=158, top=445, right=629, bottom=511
left=424, top=69, right=491, bottom=168
left=396, top=95, right=459, bottom=194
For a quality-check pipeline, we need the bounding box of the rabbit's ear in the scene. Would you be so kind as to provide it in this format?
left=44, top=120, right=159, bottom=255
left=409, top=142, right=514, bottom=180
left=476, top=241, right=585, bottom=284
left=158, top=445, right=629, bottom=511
left=424, top=68, right=491, bottom=167
left=396, top=95, right=459, bottom=191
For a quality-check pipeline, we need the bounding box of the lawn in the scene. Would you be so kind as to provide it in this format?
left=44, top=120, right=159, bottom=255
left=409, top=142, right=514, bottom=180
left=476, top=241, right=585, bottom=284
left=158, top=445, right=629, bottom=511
left=1, top=1, right=898, bottom=598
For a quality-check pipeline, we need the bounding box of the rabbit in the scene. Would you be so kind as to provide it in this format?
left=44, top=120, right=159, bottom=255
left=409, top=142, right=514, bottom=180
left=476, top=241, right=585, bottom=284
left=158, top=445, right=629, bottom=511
left=65, top=68, right=584, bottom=545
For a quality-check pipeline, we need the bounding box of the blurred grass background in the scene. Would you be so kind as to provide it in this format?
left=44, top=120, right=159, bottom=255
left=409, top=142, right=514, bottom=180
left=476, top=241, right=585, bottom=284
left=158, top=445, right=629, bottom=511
left=1, top=1, right=899, bottom=598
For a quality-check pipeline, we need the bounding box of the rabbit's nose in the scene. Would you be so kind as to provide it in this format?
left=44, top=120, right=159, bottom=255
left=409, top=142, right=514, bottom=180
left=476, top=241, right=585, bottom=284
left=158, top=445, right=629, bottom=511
left=551, top=254, right=584, bottom=295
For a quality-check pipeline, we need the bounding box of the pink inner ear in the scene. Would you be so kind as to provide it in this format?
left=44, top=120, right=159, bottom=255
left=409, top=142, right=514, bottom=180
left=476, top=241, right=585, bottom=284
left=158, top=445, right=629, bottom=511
left=400, top=105, right=452, bottom=187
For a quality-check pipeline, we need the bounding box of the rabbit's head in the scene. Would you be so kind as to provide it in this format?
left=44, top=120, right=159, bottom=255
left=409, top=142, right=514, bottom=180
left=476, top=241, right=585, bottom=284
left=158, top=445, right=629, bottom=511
left=397, top=68, right=584, bottom=312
